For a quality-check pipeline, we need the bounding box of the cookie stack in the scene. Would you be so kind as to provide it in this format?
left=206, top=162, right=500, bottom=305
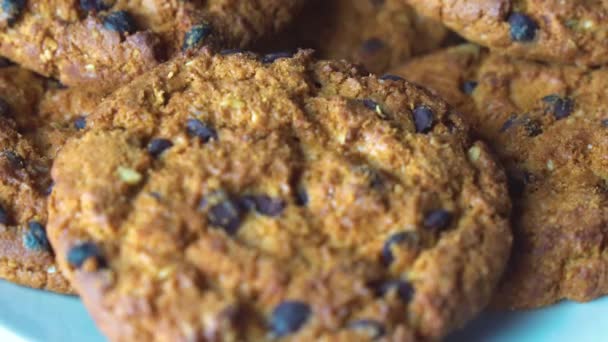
left=0, top=0, right=603, bottom=341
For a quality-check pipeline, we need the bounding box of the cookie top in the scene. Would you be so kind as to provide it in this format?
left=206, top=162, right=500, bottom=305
left=49, top=50, right=511, bottom=340
left=265, top=0, right=446, bottom=74
left=0, top=65, right=101, bottom=293
left=0, top=0, right=304, bottom=87
left=394, top=45, right=608, bottom=309
left=406, top=0, right=608, bottom=66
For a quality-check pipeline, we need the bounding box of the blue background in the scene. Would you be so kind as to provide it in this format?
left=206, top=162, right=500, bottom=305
left=0, top=280, right=605, bottom=342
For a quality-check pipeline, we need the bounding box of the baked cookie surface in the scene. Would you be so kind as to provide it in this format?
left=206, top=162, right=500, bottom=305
left=266, top=0, right=446, bottom=74
left=48, top=50, right=511, bottom=341
left=394, top=45, right=608, bottom=309
left=0, top=0, right=304, bottom=87
left=405, top=0, right=608, bottom=66
left=0, top=65, right=101, bottom=293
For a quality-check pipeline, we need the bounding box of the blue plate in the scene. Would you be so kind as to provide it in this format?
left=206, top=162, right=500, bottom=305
left=0, top=279, right=606, bottom=341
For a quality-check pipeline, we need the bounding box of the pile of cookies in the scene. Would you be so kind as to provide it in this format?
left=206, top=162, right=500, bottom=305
left=0, top=0, right=605, bottom=340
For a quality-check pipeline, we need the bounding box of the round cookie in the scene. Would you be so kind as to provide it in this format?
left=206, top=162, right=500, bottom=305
left=48, top=49, right=511, bottom=340
left=394, top=45, right=608, bottom=309
left=0, top=65, right=101, bottom=293
left=264, top=0, right=447, bottom=74
left=405, top=0, right=608, bottom=66
left=0, top=0, right=305, bottom=87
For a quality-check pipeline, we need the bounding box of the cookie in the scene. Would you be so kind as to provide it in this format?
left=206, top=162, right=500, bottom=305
left=0, top=115, right=71, bottom=293
left=394, top=45, right=608, bottom=308
left=405, top=0, right=608, bottom=66
left=0, top=65, right=101, bottom=293
left=48, top=49, right=511, bottom=340
left=264, top=0, right=447, bottom=74
left=0, top=0, right=304, bottom=87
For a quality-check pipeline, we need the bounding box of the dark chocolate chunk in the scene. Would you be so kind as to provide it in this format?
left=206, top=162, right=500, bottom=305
left=186, top=119, right=217, bottom=143
left=67, top=242, right=106, bottom=269
left=412, top=105, right=434, bottom=133
left=103, top=11, right=136, bottom=34
left=423, top=209, right=452, bottom=230
left=74, top=116, right=87, bottom=130
left=182, top=24, right=213, bottom=51
left=22, top=221, right=50, bottom=252
left=508, top=13, right=538, bottom=42
left=270, top=301, right=311, bottom=337
left=147, top=138, right=173, bottom=158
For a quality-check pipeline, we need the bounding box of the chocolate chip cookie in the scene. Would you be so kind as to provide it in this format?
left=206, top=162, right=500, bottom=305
left=48, top=49, right=511, bottom=340
left=0, top=115, right=72, bottom=293
left=394, top=45, right=608, bottom=308
left=265, top=0, right=447, bottom=74
left=0, top=65, right=101, bottom=293
left=405, top=0, right=608, bottom=66
left=0, top=0, right=305, bottom=87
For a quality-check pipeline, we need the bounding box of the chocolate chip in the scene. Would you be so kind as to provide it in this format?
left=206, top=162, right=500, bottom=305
left=508, top=13, right=538, bottom=42
left=348, top=320, right=386, bottom=340
left=461, top=81, right=478, bottom=95
left=241, top=195, right=285, bottom=217
left=382, top=231, right=417, bottom=265
left=67, top=242, right=106, bottom=269
left=103, top=11, right=136, bottom=34
left=186, top=119, right=217, bottom=143
left=379, top=74, right=404, bottom=81
left=206, top=197, right=245, bottom=235
left=22, top=221, right=50, bottom=252
left=412, top=105, right=434, bottom=133
left=147, top=138, right=173, bottom=158
left=262, top=51, right=294, bottom=64
left=80, top=0, right=113, bottom=11
left=2, top=0, right=26, bottom=26
left=0, top=205, right=8, bottom=225
left=423, top=209, right=452, bottom=230
left=270, top=301, right=311, bottom=337
left=0, top=97, right=10, bottom=117
left=2, top=150, right=24, bottom=169
left=602, top=119, right=608, bottom=128
left=500, top=115, right=518, bottom=133
left=295, top=188, right=308, bottom=206
left=360, top=38, right=385, bottom=55
left=182, top=23, right=213, bottom=51
left=376, top=280, right=414, bottom=302
left=74, top=116, right=87, bottom=130
left=523, top=118, right=542, bottom=137
left=543, top=95, right=574, bottom=120
left=0, top=57, right=12, bottom=68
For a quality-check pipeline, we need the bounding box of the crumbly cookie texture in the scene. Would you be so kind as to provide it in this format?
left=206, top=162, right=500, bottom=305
left=394, top=45, right=608, bottom=309
left=49, top=49, right=511, bottom=341
left=0, top=116, right=71, bottom=293
left=0, top=0, right=304, bottom=87
left=0, top=65, right=101, bottom=293
left=264, top=0, right=446, bottom=74
left=404, top=0, right=608, bottom=66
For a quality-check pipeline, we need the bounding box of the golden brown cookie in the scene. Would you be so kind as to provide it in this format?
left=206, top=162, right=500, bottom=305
left=405, top=0, right=608, bottom=66
left=0, top=65, right=101, bottom=293
left=0, top=0, right=305, bottom=87
left=264, top=0, right=447, bottom=74
left=48, top=49, right=511, bottom=341
left=394, top=45, right=608, bottom=309
left=0, top=116, right=71, bottom=293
